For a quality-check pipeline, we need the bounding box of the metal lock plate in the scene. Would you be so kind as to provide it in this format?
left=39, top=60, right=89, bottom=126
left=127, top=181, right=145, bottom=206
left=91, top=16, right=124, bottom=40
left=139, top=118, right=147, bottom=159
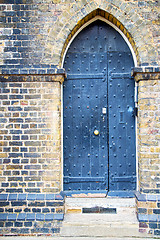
left=102, top=108, right=106, bottom=114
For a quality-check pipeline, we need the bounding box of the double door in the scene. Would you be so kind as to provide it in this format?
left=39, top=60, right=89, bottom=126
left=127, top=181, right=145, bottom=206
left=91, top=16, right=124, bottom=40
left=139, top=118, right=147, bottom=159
left=63, top=21, right=136, bottom=192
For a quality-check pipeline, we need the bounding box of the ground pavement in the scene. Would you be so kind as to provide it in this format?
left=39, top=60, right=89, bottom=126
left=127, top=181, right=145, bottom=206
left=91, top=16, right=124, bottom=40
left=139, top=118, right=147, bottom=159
left=0, top=237, right=159, bottom=240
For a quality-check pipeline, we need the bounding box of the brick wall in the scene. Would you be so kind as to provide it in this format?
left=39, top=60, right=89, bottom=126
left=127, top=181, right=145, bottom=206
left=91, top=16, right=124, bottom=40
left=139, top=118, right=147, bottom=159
left=133, top=69, right=160, bottom=236
left=0, top=0, right=159, bottom=70
left=0, top=74, right=64, bottom=236
left=0, top=193, right=64, bottom=236
left=0, top=75, right=63, bottom=194
left=0, top=0, right=160, bottom=237
left=136, top=192, right=160, bottom=236
left=134, top=71, right=160, bottom=194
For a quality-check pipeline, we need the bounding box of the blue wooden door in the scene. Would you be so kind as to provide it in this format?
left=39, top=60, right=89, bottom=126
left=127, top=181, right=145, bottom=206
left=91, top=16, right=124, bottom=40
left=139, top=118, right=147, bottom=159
left=63, top=20, right=136, bottom=192
left=108, top=52, right=136, bottom=191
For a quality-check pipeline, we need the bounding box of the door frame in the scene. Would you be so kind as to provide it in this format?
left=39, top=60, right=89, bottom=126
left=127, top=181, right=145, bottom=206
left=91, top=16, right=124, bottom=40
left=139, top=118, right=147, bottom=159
left=61, top=16, right=138, bottom=193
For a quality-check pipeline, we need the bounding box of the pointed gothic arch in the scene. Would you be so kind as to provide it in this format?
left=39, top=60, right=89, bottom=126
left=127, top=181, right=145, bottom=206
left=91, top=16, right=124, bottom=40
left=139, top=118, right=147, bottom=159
left=62, top=18, right=137, bottom=193
left=60, top=9, right=139, bottom=68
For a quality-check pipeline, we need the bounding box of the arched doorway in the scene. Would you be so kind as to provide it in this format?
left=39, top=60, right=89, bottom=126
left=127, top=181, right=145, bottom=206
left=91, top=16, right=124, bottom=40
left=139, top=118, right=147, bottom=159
left=63, top=20, right=136, bottom=193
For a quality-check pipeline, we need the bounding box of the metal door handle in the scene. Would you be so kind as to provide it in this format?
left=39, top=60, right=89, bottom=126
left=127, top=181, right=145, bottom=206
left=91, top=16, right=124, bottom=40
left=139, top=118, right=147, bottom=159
left=94, top=130, right=99, bottom=136
left=132, top=107, right=138, bottom=117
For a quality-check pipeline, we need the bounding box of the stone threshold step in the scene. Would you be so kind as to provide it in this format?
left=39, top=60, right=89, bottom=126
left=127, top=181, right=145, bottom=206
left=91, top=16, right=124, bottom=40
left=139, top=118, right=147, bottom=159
left=65, top=197, right=136, bottom=209
left=60, top=225, right=148, bottom=238
left=66, top=206, right=135, bottom=214
left=63, top=212, right=138, bottom=224
left=63, top=222, right=139, bottom=227
left=64, top=206, right=137, bottom=218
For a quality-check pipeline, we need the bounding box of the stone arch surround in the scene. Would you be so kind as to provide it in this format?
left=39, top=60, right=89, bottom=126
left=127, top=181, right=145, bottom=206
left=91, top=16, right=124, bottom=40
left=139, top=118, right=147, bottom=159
left=43, top=1, right=159, bottom=67
left=61, top=9, right=140, bottom=66
left=60, top=9, right=138, bottom=67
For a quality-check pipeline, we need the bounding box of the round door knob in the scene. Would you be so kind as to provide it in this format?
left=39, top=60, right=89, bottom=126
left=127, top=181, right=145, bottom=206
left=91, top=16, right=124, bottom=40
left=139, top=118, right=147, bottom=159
left=94, top=130, right=99, bottom=136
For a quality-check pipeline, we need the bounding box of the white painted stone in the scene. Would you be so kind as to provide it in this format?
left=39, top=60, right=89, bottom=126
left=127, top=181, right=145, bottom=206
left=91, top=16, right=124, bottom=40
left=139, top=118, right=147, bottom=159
left=63, top=211, right=138, bottom=224
left=65, top=197, right=136, bottom=213
left=60, top=197, right=152, bottom=238
left=61, top=224, right=148, bottom=237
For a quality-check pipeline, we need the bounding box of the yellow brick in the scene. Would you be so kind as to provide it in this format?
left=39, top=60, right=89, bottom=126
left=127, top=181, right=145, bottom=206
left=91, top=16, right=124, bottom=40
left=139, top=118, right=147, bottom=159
left=67, top=209, right=82, bottom=214
left=109, top=14, right=113, bottom=22
left=15, top=124, right=20, bottom=129
left=7, top=165, right=22, bottom=170
left=137, top=201, right=147, bottom=208
left=0, top=153, right=7, bottom=158
left=0, top=165, right=4, bottom=170
left=140, top=105, right=158, bottom=111
left=42, top=175, right=59, bottom=181
left=0, top=177, right=6, bottom=181
left=148, top=209, right=153, bottom=214
left=51, top=182, right=60, bottom=188
left=147, top=202, right=157, bottom=208
left=140, top=153, right=159, bottom=159
left=123, top=28, right=127, bottom=35
left=56, top=207, right=64, bottom=213
left=105, top=12, right=109, bottom=19
left=139, top=122, right=150, bottom=128
left=0, top=41, right=5, bottom=47
left=155, top=147, right=160, bottom=152
left=42, top=188, right=57, bottom=193
left=150, top=159, right=160, bottom=164
left=113, top=17, right=117, bottom=25
left=149, top=112, right=154, bottom=117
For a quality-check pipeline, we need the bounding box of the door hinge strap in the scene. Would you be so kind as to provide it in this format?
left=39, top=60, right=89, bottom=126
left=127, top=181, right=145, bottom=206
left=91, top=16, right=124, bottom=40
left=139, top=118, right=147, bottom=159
left=111, top=176, right=136, bottom=183
left=64, top=176, right=105, bottom=183
left=110, top=73, right=131, bottom=79
left=67, top=74, right=104, bottom=80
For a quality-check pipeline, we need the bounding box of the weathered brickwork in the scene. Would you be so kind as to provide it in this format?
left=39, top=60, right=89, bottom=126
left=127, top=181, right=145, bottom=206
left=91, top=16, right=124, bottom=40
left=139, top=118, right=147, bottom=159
left=0, top=193, right=64, bottom=236
left=134, top=71, right=160, bottom=194
left=0, top=0, right=159, bottom=237
left=135, top=192, right=160, bottom=236
left=60, top=8, right=140, bottom=65
left=0, top=74, right=64, bottom=235
left=133, top=70, right=160, bottom=236
left=0, top=0, right=159, bottom=71
left=0, top=75, right=64, bottom=194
